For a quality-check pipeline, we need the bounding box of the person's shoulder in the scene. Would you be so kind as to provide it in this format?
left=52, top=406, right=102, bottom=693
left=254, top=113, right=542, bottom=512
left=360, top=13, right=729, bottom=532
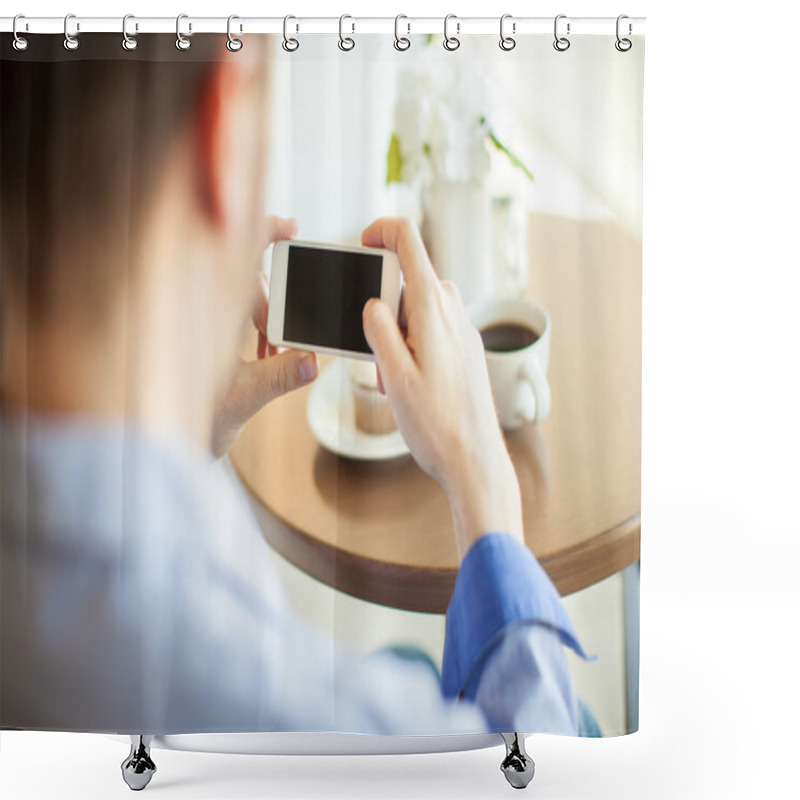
left=0, top=412, right=252, bottom=552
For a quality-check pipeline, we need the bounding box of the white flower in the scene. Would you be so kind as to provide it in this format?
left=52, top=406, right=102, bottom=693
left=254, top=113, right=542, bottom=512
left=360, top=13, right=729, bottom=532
left=392, top=47, right=494, bottom=185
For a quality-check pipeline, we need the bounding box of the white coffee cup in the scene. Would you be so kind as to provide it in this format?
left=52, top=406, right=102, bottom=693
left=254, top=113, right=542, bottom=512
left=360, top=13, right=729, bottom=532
left=470, top=297, right=552, bottom=430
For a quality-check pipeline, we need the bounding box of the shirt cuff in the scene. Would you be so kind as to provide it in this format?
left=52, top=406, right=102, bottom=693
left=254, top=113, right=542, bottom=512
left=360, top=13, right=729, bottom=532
left=441, top=532, right=588, bottom=699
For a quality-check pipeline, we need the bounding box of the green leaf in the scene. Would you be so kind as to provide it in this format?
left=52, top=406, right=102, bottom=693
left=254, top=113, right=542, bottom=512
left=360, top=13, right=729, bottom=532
left=386, top=132, right=404, bottom=185
left=487, top=128, right=535, bottom=183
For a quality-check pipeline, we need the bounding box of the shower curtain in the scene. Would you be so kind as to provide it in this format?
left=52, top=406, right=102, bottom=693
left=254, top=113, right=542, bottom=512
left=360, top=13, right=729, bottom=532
left=1, top=15, right=643, bottom=789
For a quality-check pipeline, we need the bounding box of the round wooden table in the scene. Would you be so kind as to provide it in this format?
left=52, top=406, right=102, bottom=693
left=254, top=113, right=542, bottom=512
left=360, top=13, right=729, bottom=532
left=231, top=213, right=641, bottom=613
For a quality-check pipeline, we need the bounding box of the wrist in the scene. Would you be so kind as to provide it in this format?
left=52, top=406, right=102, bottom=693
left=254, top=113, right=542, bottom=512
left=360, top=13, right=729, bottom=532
left=445, top=443, right=524, bottom=561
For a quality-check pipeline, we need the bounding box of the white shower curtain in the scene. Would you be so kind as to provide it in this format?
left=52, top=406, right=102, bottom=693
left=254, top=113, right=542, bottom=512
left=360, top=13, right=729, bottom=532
left=1, top=18, right=644, bottom=793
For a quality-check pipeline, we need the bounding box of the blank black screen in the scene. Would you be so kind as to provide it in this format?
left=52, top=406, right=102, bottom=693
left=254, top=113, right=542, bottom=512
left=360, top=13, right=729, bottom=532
left=283, top=246, right=383, bottom=354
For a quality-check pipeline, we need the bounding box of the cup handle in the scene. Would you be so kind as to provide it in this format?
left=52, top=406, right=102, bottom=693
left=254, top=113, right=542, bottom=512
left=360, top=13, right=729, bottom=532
left=519, top=360, right=551, bottom=423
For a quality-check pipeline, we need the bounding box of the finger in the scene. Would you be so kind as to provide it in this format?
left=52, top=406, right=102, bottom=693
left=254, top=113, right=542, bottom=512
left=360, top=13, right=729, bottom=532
left=252, top=274, right=279, bottom=358
left=396, top=287, right=409, bottom=330
left=252, top=272, right=270, bottom=336
left=241, top=349, right=318, bottom=413
left=361, top=218, right=438, bottom=303
left=362, top=298, right=416, bottom=397
left=261, top=215, right=298, bottom=251
left=256, top=333, right=278, bottom=359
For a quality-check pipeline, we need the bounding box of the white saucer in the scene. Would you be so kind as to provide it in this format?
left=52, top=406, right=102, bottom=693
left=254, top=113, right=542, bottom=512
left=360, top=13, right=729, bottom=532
left=306, top=360, right=411, bottom=461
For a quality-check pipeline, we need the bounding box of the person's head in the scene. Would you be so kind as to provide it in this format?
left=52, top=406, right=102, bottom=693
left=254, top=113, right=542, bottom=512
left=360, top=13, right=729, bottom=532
left=1, top=34, right=272, bottom=440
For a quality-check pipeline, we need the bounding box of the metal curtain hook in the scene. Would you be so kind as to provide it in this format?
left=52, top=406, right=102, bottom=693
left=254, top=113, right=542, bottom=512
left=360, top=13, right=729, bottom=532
left=338, top=14, right=355, bottom=51
left=63, top=13, right=80, bottom=51
left=176, top=14, right=191, bottom=50
left=443, top=13, right=460, bottom=51
left=12, top=14, right=29, bottom=51
left=499, top=13, right=516, bottom=51
left=615, top=14, right=632, bottom=51
left=553, top=14, right=570, bottom=51
left=227, top=15, right=243, bottom=51
left=394, top=14, right=410, bottom=51
left=282, top=15, right=299, bottom=52
left=122, top=14, right=138, bottom=51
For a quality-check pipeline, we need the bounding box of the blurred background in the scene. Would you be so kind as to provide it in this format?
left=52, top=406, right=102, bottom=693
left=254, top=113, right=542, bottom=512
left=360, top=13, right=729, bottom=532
left=264, top=34, right=642, bottom=246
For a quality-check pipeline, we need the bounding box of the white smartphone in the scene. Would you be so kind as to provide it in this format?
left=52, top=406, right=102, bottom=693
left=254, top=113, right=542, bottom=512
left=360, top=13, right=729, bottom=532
left=268, top=239, right=402, bottom=361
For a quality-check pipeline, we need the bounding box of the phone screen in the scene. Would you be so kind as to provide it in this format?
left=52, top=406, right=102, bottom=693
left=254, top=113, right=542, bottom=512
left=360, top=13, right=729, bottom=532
left=283, top=245, right=383, bottom=354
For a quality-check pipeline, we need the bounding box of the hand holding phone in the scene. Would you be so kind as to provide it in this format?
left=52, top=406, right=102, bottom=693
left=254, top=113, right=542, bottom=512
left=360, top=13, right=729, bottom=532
left=211, top=216, right=319, bottom=458
left=267, top=240, right=402, bottom=361
left=360, top=218, right=524, bottom=561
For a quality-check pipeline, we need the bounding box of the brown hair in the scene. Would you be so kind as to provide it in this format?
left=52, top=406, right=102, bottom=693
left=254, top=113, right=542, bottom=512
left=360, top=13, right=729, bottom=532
left=1, top=33, right=256, bottom=324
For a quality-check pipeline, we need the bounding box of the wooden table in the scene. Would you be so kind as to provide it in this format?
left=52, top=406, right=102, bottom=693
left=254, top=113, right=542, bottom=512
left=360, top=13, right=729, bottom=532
left=231, top=213, right=641, bottom=613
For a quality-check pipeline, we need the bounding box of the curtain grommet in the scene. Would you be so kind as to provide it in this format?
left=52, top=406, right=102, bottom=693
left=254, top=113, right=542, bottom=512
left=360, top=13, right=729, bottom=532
left=12, top=14, right=29, bottom=51
left=122, top=14, right=138, bottom=51
left=394, top=14, right=411, bottom=51
left=282, top=15, right=299, bottom=52
left=443, top=14, right=460, bottom=51
left=553, top=14, right=570, bottom=52
left=338, top=14, right=355, bottom=51
left=63, top=13, right=80, bottom=51
left=615, top=15, right=632, bottom=51
left=499, top=14, right=516, bottom=51
left=227, top=15, right=243, bottom=52
left=175, top=14, right=191, bottom=51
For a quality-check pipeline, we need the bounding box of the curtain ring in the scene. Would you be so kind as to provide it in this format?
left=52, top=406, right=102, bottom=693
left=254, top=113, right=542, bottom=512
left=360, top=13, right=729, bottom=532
left=63, top=13, right=80, bottom=51
left=122, top=14, right=138, bottom=51
left=553, top=14, right=570, bottom=51
left=443, top=14, right=460, bottom=51
left=338, top=14, right=355, bottom=51
left=499, top=14, right=516, bottom=51
left=227, top=15, right=243, bottom=51
left=282, top=15, right=299, bottom=52
left=615, top=14, right=632, bottom=52
left=175, top=14, right=191, bottom=50
left=12, top=14, right=29, bottom=51
left=394, top=14, right=411, bottom=51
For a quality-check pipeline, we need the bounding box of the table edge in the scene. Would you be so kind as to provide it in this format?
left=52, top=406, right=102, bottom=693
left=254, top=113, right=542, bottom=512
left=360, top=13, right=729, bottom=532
left=234, top=455, right=640, bottom=613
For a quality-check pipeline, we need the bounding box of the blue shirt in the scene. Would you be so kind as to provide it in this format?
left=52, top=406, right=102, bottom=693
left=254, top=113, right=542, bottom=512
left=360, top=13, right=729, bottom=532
left=0, top=413, right=585, bottom=736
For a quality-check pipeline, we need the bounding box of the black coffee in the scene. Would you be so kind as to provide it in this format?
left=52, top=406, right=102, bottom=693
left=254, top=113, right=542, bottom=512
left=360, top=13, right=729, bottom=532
left=480, top=323, right=540, bottom=353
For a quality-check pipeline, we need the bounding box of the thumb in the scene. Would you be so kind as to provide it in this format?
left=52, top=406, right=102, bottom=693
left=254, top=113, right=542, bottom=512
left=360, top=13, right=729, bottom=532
left=362, top=298, right=414, bottom=396
left=245, top=349, right=318, bottom=410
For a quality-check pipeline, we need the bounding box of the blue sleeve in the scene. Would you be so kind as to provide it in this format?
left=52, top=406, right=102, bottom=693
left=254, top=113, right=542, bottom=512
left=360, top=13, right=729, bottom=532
left=442, top=532, right=588, bottom=700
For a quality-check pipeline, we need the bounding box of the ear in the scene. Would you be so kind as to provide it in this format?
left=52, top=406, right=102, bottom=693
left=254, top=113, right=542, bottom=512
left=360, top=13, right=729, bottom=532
left=194, top=58, right=254, bottom=231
